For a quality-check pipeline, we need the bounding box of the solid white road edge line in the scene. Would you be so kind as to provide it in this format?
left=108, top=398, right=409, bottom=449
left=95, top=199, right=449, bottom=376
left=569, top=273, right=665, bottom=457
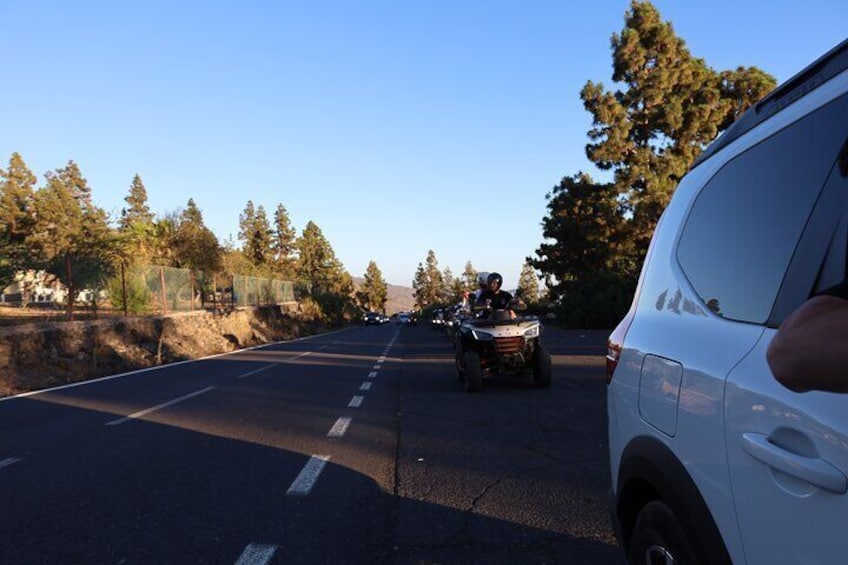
left=278, top=351, right=311, bottom=363
left=235, top=543, right=278, bottom=565
left=0, top=457, right=22, bottom=470
left=348, top=395, right=364, bottom=408
left=286, top=455, right=331, bottom=496
left=359, top=382, right=372, bottom=391
left=105, top=386, right=217, bottom=426
left=1, top=326, right=355, bottom=403
left=327, top=417, right=352, bottom=438
left=237, top=363, right=278, bottom=379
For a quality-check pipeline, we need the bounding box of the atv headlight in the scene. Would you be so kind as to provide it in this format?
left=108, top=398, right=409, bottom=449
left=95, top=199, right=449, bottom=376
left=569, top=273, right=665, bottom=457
left=523, top=325, right=540, bottom=338
left=471, top=329, right=494, bottom=341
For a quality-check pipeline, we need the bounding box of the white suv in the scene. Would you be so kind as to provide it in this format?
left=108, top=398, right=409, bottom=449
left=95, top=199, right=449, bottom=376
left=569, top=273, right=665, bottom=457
left=607, top=38, right=848, bottom=565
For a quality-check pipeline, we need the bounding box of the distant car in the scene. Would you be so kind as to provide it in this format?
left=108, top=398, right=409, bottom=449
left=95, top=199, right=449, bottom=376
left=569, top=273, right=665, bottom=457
left=397, top=312, right=410, bottom=325
left=363, top=312, right=381, bottom=325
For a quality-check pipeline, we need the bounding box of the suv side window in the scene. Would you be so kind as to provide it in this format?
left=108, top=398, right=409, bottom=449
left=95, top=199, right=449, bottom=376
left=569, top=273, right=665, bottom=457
left=676, top=93, right=848, bottom=324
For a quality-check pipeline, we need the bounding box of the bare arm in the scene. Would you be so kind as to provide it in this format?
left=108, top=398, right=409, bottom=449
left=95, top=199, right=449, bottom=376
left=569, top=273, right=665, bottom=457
left=767, top=295, right=848, bottom=393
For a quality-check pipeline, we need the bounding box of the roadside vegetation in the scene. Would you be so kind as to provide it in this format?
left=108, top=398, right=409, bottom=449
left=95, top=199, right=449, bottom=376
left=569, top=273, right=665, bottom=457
left=1, top=2, right=776, bottom=330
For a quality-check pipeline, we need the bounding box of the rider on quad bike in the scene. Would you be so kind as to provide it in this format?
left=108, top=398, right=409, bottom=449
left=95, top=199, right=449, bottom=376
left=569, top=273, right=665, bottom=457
left=477, top=272, right=516, bottom=319
left=455, top=272, right=552, bottom=392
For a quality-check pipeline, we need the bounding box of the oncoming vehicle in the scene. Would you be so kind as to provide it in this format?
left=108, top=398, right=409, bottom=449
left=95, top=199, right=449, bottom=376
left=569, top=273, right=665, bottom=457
left=606, top=39, right=848, bottom=565
left=362, top=311, right=381, bottom=325
left=455, top=306, right=552, bottom=393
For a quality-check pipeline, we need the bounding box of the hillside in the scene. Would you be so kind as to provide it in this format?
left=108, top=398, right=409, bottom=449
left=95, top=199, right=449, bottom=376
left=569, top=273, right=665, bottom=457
left=353, top=277, right=416, bottom=314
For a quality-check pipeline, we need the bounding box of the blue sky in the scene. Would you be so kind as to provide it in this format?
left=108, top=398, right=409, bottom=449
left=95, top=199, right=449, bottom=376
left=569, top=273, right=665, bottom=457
left=2, top=1, right=846, bottom=289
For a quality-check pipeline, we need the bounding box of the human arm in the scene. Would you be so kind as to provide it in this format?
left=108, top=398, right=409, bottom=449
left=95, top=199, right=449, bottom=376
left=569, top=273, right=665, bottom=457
left=767, top=294, right=848, bottom=393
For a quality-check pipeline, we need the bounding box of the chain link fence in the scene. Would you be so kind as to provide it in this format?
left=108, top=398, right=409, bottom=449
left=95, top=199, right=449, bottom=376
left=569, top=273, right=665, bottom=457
left=115, top=265, right=295, bottom=315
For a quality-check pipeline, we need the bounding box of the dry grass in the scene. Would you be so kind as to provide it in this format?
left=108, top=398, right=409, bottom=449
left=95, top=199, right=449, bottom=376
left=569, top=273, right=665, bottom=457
left=0, top=304, right=122, bottom=326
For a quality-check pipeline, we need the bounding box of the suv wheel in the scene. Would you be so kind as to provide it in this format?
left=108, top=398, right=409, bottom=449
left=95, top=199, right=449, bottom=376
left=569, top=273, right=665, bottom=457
left=628, top=501, right=696, bottom=565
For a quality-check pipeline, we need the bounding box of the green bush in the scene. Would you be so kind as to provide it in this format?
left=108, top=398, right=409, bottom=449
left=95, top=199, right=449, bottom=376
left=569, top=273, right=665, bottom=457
left=106, top=271, right=151, bottom=315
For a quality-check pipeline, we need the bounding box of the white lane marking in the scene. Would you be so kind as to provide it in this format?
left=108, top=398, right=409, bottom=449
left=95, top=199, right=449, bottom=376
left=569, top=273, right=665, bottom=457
left=0, top=457, right=22, bottom=470
left=105, top=386, right=217, bottom=426
left=235, top=543, right=277, bottom=565
left=286, top=455, right=330, bottom=496
left=359, top=382, right=372, bottom=391
left=367, top=371, right=378, bottom=378
left=327, top=417, right=352, bottom=438
left=377, top=358, right=385, bottom=364
left=372, top=364, right=381, bottom=370
left=237, top=363, right=277, bottom=379
left=348, top=395, right=364, bottom=408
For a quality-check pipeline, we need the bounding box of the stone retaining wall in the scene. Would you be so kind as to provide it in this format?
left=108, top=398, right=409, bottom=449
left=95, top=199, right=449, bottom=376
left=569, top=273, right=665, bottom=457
left=0, top=307, right=330, bottom=397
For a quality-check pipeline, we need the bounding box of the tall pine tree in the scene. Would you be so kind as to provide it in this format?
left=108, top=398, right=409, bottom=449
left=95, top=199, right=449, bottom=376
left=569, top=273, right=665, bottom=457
left=0, top=153, right=37, bottom=288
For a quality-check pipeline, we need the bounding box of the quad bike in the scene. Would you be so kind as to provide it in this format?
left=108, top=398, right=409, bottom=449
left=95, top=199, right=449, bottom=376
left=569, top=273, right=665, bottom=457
left=454, top=306, right=552, bottom=393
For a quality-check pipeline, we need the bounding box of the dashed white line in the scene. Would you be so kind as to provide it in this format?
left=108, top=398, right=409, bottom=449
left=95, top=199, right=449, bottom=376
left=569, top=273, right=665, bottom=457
left=348, top=395, right=364, bottom=408
left=377, top=358, right=385, bottom=364
left=367, top=371, right=378, bottom=378
left=105, top=386, right=217, bottom=426
left=237, top=363, right=277, bottom=379
left=372, top=365, right=381, bottom=370
left=327, top=417, right=352, bottom=438
left=0, top=457, right=22, bottom=470
left=359, top=382, right=372, bottom=391
left=235, top=543, right=278, bottom=565
left=286, top=455, right=330, bottom=496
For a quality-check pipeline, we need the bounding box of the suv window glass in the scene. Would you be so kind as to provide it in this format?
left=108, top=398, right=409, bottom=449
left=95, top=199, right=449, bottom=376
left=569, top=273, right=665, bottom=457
left=677, top=93, right=848, bottom=324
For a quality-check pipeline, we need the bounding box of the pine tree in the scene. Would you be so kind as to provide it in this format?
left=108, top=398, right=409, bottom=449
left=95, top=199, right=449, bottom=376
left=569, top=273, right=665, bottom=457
left=517, top=261, right=540, bottom=304
left=296, top=220, right=356, bottom=321
left=249, top=205, right=274, bottom=269
left=460, top=261, right=478, bottom=293
left=119, top=174, right=155, bottom=261
left=296, top=221, right=347, bottom=294
left=273, top=203, right=297, bottom=278
left=0, top=153, right=37, bottom=288
left=531, top=173, right=634, bottom=327
left=580, top=1, right=776, bottom=256
left=412, top=250, right=444, bottom=308
left=172, top=199, right=222, bottom=272
left=358, top=260, right=388, bottom=312
left=31, top=161, right=117, bottom=319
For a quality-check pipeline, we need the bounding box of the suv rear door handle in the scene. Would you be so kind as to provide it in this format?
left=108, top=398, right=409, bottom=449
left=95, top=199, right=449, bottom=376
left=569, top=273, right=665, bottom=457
left=741, top=433, right=847, bottom=494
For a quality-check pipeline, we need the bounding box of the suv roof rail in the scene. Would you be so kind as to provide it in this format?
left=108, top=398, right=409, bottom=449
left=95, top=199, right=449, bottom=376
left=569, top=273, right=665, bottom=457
left=693, top=37, right=848, bottom=168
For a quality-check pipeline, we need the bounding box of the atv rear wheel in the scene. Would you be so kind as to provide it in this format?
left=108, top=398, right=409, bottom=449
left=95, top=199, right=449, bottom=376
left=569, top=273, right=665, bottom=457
left=463, top=350, right=482, bottom=393
left=533, top=347, right=552, bottom=388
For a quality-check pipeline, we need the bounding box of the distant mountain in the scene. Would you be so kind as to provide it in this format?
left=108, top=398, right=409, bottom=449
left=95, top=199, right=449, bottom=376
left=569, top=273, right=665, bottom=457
left=352, top=277, right=416, bottom=314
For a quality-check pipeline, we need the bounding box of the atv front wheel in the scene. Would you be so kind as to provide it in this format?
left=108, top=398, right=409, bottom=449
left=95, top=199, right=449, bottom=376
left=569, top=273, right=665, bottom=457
left=455, top=337, right=465, bottom=381
left=463, top=350, right=482, bottom=393
left=533, top=347, right=552, bottom=388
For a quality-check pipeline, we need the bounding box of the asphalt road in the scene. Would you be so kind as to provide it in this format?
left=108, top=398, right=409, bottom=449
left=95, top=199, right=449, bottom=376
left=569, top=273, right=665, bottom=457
left=0, top=321, right=623, bottom=564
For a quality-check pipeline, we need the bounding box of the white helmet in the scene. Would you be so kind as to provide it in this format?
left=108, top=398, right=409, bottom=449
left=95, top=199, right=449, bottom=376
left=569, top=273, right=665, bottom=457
left=476, top=271, right=490, bottom=287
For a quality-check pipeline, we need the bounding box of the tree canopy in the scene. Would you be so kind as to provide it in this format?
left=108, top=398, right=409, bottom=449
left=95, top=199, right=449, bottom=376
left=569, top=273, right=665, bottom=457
left=532, top=0, right=776, bottom=327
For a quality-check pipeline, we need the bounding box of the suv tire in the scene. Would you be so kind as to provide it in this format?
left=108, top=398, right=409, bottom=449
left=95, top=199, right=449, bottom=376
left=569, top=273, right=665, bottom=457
left=628, top=501, right=697, bottom=565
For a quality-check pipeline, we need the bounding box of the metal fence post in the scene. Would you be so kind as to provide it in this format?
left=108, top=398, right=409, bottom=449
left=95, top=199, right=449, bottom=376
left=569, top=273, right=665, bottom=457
left=159, top=266, right=167, bottom=315
left=121, top=262, right=128, bottom=317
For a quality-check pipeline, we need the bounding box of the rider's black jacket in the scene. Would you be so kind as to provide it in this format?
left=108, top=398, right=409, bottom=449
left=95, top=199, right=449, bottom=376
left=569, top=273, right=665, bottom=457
left=477, top=289, right=513, bottom=311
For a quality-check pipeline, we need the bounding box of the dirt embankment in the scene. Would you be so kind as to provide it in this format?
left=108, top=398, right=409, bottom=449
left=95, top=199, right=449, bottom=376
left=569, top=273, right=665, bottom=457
left=0, top=307, right=334, bottom=398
